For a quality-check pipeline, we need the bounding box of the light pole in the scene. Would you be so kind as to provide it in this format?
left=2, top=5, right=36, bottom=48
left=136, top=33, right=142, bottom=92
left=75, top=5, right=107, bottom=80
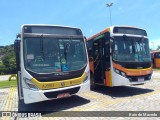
left=106, top=3, right=113, bottom=26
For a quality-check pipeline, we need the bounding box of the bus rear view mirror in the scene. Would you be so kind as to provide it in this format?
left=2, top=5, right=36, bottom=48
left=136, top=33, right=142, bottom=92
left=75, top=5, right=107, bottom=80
left=84, top=36, right=87, bottom=42
left=14, top=39, right=21, bottom=71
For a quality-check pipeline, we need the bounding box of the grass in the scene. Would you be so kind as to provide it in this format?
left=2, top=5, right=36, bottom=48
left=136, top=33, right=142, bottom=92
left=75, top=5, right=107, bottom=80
left=0, top=80, right=17, bottom=88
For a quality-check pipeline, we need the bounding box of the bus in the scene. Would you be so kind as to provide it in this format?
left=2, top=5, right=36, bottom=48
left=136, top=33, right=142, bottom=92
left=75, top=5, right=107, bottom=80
left=151, top=51, right=160, bottom=68
left=14, top=24, right=90, bottom=104
left=87, top=26, right=152, bottom=89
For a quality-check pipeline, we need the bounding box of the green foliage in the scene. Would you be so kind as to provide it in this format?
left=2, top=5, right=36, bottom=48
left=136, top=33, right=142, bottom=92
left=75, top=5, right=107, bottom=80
left=157, top=46, right=160, bottom=50
left=0, top=44, right=16, bottom=74
left=0, top=62, right=4, bottom=67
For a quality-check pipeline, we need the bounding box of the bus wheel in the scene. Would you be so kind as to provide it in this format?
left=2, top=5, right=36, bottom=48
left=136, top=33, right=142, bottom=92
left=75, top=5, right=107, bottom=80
left=90, top=73, right=98, bottom=90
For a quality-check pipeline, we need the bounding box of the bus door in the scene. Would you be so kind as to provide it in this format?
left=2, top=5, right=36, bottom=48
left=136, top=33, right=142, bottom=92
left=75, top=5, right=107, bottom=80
left=93, top=39, right=105, bottom=84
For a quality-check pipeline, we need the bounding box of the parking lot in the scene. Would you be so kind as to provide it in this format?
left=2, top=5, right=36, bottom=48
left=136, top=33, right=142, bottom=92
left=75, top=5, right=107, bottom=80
left=0, top=70, right=160, bottom=119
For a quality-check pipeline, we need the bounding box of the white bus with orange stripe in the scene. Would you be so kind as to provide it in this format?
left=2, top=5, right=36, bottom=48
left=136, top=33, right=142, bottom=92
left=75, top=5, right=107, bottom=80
left=14, top=24, right=90, bottom=104
left=87, top=26, right=152, bottom=88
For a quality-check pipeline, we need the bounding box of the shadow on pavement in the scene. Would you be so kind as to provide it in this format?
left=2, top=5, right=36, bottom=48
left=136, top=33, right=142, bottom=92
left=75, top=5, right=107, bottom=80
left=92, top=85, right=154, bottom=98
left=18, top=95, right=90, bottom=115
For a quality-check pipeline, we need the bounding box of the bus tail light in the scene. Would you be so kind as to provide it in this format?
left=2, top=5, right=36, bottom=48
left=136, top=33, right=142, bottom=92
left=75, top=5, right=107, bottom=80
left=24, top=78, right=39, bottom=91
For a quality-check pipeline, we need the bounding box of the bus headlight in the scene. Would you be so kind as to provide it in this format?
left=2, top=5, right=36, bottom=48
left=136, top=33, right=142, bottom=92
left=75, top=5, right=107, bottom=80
left=115, top=69, right=120, bottom=74
left=24, top=78, right=39, bottom=91
left=83, top=72, right=90, bottom=83
left=113, top=68, right=126, bottom=78
left=121, top=72, right=126, bottom=77
left=113, top=68, right=120, bottom=74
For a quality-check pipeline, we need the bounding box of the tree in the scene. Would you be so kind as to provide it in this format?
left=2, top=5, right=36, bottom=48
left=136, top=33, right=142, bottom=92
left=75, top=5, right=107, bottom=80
left=1, top=44, right=16, bottom=74
left=157, top=46, right=160, bottom=50
left=1, top=52, right=16, bottom=74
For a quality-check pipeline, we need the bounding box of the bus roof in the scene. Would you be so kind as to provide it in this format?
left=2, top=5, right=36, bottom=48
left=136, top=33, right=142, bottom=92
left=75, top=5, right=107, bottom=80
left=21, top=24, right=83, bottom=36
left=87, top=25, right=146, bottom=41
left=87, top=28, right=110, bottom=41
left=151, top=50, right=160, bottom=54
left=150, top=50, right=160, bottom=58
left=21, top=24, right=81, bottom=30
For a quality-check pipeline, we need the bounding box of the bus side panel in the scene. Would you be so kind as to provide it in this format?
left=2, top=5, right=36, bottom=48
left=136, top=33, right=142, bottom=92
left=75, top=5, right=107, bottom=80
left=87, top=40, right=94, bottom=73
left=18, top=71, right=24, bottom=99
left=104, top=32, right=112, bottom=86
left=154, top=58, right=160, bottom=68
left=105, top=70, right=112, bottom=86
left=14, top=40, right=24, bottom=100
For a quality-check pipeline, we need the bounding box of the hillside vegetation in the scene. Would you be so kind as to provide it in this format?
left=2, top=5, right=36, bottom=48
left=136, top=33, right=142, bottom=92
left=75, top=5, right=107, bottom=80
left=0, top=44, right=16, bottom=75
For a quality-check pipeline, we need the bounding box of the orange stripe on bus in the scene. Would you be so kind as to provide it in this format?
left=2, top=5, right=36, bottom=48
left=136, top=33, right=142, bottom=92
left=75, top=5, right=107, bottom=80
left=112, top=62, right=152, bottom=76
left=87, top=28, right=110, bottom=41
left=105, top=70, right=112, bottom=86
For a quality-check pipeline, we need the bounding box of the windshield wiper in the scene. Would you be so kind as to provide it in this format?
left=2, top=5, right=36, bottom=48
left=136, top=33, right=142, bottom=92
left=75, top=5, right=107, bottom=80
left=137, top=37, right=146, bottom=62
left=122, top=35, right=129, bottom=55
left=40, top=34, right=45, bottom=59
left=131, top=40, right=136, bottom=54
left=131, top=38, right=141, bottom=62
left=64, top=42, right=71, bottom=63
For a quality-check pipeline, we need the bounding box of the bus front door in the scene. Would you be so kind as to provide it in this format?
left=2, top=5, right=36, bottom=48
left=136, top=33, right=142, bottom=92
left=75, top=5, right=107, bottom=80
left=93, top=39, right=105, bottom=84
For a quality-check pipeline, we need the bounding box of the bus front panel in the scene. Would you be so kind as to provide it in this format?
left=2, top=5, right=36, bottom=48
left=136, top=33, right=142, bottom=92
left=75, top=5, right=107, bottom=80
left=18, top=25, right=90, bottom=104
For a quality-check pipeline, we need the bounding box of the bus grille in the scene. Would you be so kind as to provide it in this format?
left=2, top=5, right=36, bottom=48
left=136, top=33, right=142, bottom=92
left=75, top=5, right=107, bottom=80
left=128, top=74, right=152, bottom=82
left=44, top=87, right=80, bottom=98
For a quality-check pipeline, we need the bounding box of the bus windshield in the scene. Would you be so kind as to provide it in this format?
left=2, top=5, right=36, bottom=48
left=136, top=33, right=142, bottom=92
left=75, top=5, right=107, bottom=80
left=24, top=37, right=87, bottom=73
left=112, top=36, right=151, bottom=62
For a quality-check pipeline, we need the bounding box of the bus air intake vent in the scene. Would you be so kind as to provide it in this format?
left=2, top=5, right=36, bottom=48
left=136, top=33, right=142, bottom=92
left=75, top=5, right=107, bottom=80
left=44, top=87, right=80, bottom=98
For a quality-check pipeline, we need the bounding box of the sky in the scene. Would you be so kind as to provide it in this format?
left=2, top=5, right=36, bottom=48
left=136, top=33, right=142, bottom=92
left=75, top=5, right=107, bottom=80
left=0, top=0, right=160, bottom=50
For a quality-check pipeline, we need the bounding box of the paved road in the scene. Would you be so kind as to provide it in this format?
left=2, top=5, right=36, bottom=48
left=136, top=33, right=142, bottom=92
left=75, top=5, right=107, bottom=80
left=0, top=75, right=10, bottom=81
left=0, top=71, right=160, bottom=120
left=153, top=71, right=160, bottom=79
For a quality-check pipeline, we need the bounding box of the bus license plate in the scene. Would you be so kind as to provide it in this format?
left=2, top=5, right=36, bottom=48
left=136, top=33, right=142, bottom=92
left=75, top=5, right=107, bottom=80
left=138, top=78, right=144, bottom=82
left=57, top=93, right=70, bottom=98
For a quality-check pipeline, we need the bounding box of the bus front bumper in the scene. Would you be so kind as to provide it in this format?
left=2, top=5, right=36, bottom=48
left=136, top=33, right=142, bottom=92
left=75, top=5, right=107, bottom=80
left=23, top=80, right=90, bottom=104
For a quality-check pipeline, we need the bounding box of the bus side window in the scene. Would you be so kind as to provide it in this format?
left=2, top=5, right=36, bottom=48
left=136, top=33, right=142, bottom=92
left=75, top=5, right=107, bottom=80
left=105, top=41, right=110, bottom=68
left=105, top=42, right=110, bottom=57
left=87, top=40, right=93, bottom=58
left=104, top=32, right=111, bottom=68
